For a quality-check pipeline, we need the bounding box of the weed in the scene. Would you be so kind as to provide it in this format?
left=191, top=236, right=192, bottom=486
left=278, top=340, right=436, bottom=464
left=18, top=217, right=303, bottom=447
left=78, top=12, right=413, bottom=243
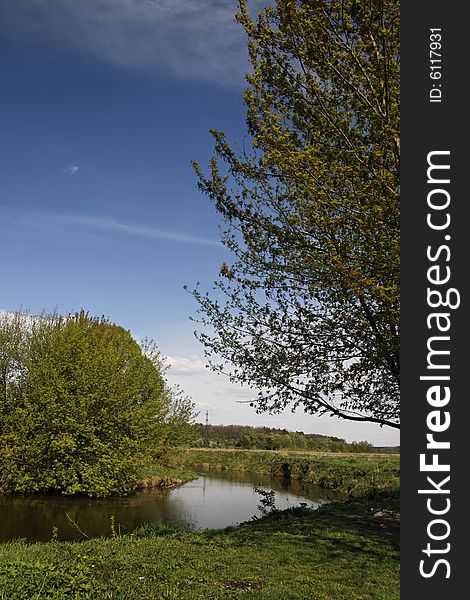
left=253, top=487, right=277, bottom=517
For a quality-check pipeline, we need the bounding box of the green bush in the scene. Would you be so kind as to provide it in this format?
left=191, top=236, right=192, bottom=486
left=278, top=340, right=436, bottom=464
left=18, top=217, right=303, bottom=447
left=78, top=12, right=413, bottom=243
left=0, top=310, right=195, bottom=496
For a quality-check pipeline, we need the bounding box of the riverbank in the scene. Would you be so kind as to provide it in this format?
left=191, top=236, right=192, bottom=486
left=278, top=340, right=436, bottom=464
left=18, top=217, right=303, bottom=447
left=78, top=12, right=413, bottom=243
left=0, top=497, right=399, bottom=599
left=176, top=448, right=400, bottom=498
left=134, top=465, right=197, bottom=491
left=0, top=454, right=399, bottom=598
left=0, top=465, right=197, bottom=498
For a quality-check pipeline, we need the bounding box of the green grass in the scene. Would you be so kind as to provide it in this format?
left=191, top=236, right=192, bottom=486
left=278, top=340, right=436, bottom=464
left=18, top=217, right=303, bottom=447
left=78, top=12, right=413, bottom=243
left=135, top=464, right=198, bottom=488
left=0, top=499, right=399, bottom=599
left=177, top=449, right=400, bottom=497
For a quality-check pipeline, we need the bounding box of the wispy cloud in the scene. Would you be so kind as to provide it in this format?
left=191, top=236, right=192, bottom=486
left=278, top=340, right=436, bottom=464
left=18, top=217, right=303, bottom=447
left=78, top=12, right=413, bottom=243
left=18, top=209, right=220, bottom=247
left=164, top=354, right=256, bottom=410
left=165, top=355, right=208, bottom=376
left=0, top=0, right=262, bottom=87
left=63, top=164, right=79, bottom=175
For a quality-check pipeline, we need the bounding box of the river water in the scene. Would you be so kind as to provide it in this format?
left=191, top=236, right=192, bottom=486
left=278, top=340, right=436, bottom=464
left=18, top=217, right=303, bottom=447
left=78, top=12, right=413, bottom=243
left=0, top=470, right=337, bottom=542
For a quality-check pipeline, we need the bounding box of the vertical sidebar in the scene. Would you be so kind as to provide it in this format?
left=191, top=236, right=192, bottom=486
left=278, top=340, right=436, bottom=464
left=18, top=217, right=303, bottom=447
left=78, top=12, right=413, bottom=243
left=401, top=2, right=467, bottom=597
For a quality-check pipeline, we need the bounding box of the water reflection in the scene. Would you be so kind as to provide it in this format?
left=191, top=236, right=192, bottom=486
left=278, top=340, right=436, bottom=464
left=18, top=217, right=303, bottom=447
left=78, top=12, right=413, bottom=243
left=0, top=471, right=336, bottom=542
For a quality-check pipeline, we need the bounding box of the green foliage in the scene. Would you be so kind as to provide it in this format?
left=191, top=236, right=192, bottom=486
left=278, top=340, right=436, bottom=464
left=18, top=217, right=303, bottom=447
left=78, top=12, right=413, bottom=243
left=0, top=310, right=195, bottom=496
left=191, top=0, right=400, bottom=428
left=253, top=487, right=277, bottom=517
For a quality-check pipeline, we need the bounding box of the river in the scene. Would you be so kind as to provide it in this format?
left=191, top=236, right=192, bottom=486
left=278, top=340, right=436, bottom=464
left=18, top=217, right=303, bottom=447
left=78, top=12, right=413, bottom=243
left=0, top=470, right=340, bottom=542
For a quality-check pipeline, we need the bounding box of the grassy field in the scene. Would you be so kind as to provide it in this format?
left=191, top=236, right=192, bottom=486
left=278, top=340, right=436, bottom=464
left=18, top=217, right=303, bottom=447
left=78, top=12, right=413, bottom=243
left=0, top=500, right=399, bottom=599
left=176, top=449, right=400, bottom=498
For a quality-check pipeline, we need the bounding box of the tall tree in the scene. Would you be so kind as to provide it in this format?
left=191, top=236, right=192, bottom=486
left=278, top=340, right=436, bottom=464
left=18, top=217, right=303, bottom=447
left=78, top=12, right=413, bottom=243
left=191, top=0, right=400, bottom=428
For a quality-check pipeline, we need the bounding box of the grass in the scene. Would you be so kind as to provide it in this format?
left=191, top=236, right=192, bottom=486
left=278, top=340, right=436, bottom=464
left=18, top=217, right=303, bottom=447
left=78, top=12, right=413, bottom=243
left=0, top=498, right=399, bottom=599
left=177, top=449, right=400, bottom=497
left=134, top=464, right=198, bottom=489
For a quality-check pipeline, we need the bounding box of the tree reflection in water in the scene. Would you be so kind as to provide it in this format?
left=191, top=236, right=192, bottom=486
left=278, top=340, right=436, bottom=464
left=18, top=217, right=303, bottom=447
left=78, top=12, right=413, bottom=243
left=0, top=470, right=337, bottom=542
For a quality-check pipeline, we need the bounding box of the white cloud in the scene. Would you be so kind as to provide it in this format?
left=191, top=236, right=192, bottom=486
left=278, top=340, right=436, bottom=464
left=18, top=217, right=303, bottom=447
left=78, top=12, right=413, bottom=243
left=165, top=355, right=256, bottom=403
left=63, top=164, right=79, bottom=175
left=0, top=0, right=261, bottom=87
left=213, top=385, right=254, bottom=400
left=17, top=209, right=220, bottom=247
left=165, top=355, right=208, bottom=376
left=0, top=308, right=35, bottom=325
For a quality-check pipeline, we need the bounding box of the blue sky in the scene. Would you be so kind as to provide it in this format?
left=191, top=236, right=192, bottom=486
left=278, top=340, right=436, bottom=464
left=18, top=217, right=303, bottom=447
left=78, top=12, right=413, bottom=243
left=0, top=0, right=399, bottom=446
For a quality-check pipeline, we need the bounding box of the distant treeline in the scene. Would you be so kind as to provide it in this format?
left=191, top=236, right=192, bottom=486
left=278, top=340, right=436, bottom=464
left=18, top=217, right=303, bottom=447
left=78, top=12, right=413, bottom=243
left=192, top=424, right=395, bottom=453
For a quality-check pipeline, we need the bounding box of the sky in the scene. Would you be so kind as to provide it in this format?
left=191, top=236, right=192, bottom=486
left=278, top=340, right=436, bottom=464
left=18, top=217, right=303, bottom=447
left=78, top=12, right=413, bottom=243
left=0, top=0, right=399, bottom=446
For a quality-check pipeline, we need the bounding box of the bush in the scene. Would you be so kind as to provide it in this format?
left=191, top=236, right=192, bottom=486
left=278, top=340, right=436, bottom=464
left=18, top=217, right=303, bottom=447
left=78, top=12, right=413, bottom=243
left=0, top=310, right=195, bottom=496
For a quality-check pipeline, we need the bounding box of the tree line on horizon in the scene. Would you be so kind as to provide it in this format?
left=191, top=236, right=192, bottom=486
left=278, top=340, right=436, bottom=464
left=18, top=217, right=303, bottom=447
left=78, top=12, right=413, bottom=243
left=192, top=423, right=394, bottom=453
